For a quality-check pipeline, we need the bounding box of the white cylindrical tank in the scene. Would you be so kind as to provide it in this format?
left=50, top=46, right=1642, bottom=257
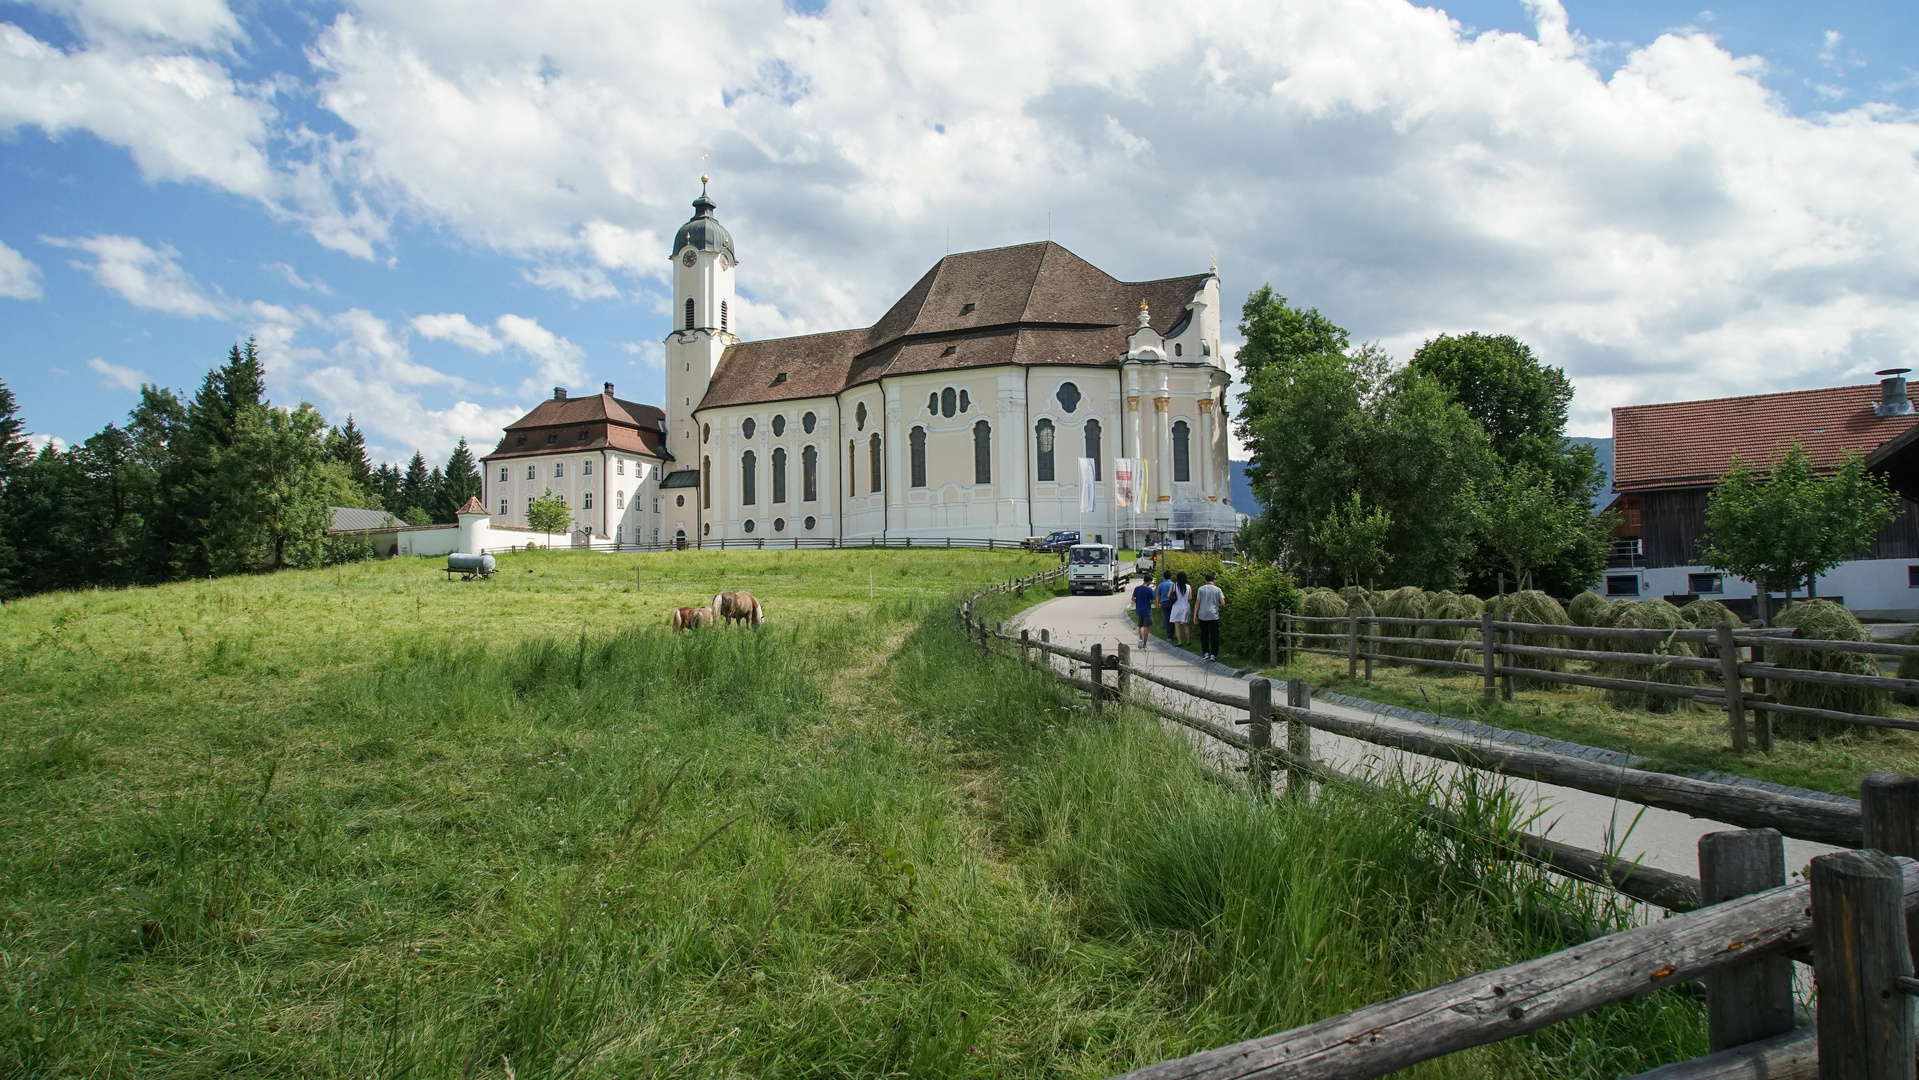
left=447, top=552, right=496, bottom=575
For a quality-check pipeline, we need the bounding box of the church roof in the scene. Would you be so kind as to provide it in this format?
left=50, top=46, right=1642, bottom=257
left=483, top=389, right=673, bottom=462
left=698, top=241, right=1210, bottom=410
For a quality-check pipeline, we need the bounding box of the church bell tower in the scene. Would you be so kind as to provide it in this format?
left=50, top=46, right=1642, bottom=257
left=664, top=177, right=737, bottom=470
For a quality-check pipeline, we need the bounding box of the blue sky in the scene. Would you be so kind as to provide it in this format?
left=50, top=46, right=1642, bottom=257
left=3, top=0, right=1917, bottom=467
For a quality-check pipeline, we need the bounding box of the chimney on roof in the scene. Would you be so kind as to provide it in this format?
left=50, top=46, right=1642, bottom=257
left=604, top=382, right=615, bottom=396
left=1876, top=369, right=1913, bottom=418
left=554, top=386, right=568, bottom=400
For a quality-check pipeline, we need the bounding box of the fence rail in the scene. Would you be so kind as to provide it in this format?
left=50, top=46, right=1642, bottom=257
left=953, top=578, right=1919, bottom=1079
left=1276, top=609, right=1919, bottom=748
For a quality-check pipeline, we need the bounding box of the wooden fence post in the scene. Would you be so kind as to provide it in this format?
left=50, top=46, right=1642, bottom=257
left=1501, top=623, right=1514, bottom=702
left=1480, top=612, right=1496, bottom=701
left=1286, top=678, right=1312, bottom=799
left=1699, top=829, right=1794, bottom=1052
left=1716, top=621, right=1748, bottom=752
left=1020, top=628, right=1031, bottom=666
left=1862, top=771, right=1919, bottom=970
left=1364, top=616, right=1374, bottom=681
left=1749, top=618, right=1772, bottom=750
left=1117, top=642, right=1131, bottom=699
left=1269, top=609, right=1278, bottom=668
left=1347, top=606, right=1360, bottom=677
left=978, top=619, right=990, bottom=657
left=1090, top=643, right=1105, bottom=706
left=1283, top=613, right=1295, bottom=667
left=1247, top=677, right=1272, bottom=796
left=1812, top=848, right=1915, bottom=1080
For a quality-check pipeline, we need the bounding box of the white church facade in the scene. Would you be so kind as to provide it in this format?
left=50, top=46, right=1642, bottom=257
left=483, top=184, right=1238, bottom=550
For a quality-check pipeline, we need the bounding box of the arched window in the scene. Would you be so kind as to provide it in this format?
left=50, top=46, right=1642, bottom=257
left=802, top=445, right=818, bottom=501
left=856, top=402, right=867, bottom=430
left=848, top=440, right=857, bottom=496
left=959, top=389, right=970, bottom=413
left=684, top=298, right=695, bottom=330
left=1056, top=382, right=1081, bottom=413
left=720, top=299, right=728, bottom=333
left=1172, top=420, right=1191, bottom=482
left=772, top=447, right=788, bottom=503
left=868, top=433, right=882, bottom=492
left=1084, top=419, right=1102, bottom=480
left=1035, top=419, right=1056, bottom=482
left=1175, top=343, right=1183, bottom=357
left=941, top=387, right=956, bottom=418
left=910, top=426, right=927, bottom=487
left=973, top=421, right=992, bottom=484
left=742, top=450, right=757, bottom=505
left=702, top=456, right=711, bottom=509
left=927, top=391, right=938, bottom=414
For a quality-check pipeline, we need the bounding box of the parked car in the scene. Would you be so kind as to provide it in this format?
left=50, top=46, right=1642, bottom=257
left=1067, top=543, right=1123, bottom=594
left=1024, top=529, right=1081, bottom=553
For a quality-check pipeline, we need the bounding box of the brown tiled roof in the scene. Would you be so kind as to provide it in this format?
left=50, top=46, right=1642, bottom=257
left=698, top=241, right=1211, bottom=410
left=482, top=391, right=672, bottom=462
left=455, top=496, right=488, bottom=516
left=1611, top=383, right=1919, bottom=491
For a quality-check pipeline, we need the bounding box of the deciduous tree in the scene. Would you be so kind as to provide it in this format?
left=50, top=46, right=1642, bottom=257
left=1312, top=492, right=1393, bottom=588
left=526, top=488, right=571, bottom=546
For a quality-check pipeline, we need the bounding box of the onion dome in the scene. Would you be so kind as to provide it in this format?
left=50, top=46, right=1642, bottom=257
left=671, top=176, right=735, bottom=263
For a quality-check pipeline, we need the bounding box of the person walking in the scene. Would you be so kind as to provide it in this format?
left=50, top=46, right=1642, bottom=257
left=1196, top=571, right=1225, bottom=662
left=1169, top=571, right=1193, bottom=647
left=1131, top=575, right=1157, bottom=647
left=1155, top=571, right=1177, bottom=641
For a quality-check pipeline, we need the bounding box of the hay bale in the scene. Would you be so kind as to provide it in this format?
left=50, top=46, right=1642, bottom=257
left=1603, top=599, right=1635, bottom=628
left=1894, top=630, right=1919, bottom=707
left=1567, top=590, right=1610, bottom=628
left=1299, top=588, right=1358, bottom=651
left=1502, top=590, right=1573, bottom=689
left=1601, top=600, right=1704, bottom=712
left=1373, top=586, right=1430, bottom=658
left=1770, top=600, right=1886, bottom=735
left=1679, top=598, right=1737, bottom=659
left=1417, top=591, right=1485, bottom=662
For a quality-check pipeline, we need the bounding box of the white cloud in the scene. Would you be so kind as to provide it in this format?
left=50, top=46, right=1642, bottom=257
left=44, top=233, right=230, bottom=317
left=494, top=313, right=586, bottom=390
left=86, top=356, right=146, bottom=390
left=412, top=311, right=502, bottom=354
left=30, top=0, right=243, bottom=47
left=0, top=240, right=42, bottom=299
left=24, top=432, right=66, bottom=454
left=265, top=261, right=331, bottom=294
left=523, top=263, right=619, bottom=300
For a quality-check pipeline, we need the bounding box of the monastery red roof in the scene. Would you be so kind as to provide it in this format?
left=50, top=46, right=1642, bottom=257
left=1612, top=383, right=1919, bottom=491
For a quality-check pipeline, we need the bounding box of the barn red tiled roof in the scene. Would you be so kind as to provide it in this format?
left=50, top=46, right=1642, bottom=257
left=697, top=241, right=1210, bottom=411
left=1611, top=383, right=1919, bottom=491
left=482, top=391, right=672, bottom=461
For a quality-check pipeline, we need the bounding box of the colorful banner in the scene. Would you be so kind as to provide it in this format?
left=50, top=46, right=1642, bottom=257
left=1078, top=457, right=1097, bottom=514
left=1113, top=458, right=1136, bottom=508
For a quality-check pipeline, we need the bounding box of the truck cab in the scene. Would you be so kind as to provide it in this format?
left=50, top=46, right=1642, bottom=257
left=1067, top=543, right=1122, bottom=595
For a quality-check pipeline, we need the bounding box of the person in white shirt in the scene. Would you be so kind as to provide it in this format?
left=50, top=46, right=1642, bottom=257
left=1195, top=572, right=1225, bottom=662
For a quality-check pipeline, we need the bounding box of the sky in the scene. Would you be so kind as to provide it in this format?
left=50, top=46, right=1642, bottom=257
left=2, top=0, right=1917, bottom=467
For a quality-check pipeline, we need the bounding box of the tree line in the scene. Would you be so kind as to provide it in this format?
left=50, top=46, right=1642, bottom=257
left=0, top=341, right=485, bottom=599
left=1232, top=287, right=1614, bottom=594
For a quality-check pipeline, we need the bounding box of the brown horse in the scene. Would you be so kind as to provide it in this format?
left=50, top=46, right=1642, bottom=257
left=712, top=591, right=764, bottom=628
left=671, top=606, right=714, bottom=631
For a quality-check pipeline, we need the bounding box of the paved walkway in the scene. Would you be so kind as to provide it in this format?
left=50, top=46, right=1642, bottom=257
left=1010, top=593, right=1841, bottom=888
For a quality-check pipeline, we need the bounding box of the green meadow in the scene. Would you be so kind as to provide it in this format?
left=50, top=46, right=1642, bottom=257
left=2, top=550, right=1705, bottom=1077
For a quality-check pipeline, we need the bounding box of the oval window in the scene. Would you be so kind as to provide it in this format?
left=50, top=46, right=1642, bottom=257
left=676, top=494, right=685, bottom=507
left=774, top=517, right=786, bottom=532
left=744, top=519, right=756, bottom=534
left=702, top=423, right=710, bottom=443
left=1056, top=382, right=1081, bottom=412
left=927, top=392, right=938, bottom=414
left=941, top=387, right=956, bottom=418
left=804, top=515, right=817, bottom=530
left=772, top=415, right=786, bottom=437
left=856, top=402, right=868, bottom=430
left=742, top=417, right=756, bottom=439
left=959, top=389, right=970, bottom=413
left=703, top=522, right=711, bottom=535
left=803, top=411, right=817, bottom=434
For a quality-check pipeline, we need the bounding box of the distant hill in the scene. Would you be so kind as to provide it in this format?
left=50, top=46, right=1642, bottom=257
left=1230, top=460, right=1260, bottom=515
left=1569, top=437, right=1614, bottom=513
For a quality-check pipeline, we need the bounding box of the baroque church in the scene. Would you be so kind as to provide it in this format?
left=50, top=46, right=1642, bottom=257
left=482, top=183, right=1237, bottom=549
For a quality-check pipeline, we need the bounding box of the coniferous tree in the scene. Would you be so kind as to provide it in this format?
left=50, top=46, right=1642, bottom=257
left=400, top=452, right=432, bottom=522
left=326, top=416, right=377, bottom=506
left=372, top=462, right=402, bottom=512
left=0, top=378, right=27, bottom=595
left=126, top=385, right=187, bottom=582
left=157, top=339, right=266, bottom=577
left=435, top=439, right=481, bottom=522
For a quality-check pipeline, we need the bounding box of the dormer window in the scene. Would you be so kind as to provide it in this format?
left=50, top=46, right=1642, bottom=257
left=517, top=435, right=526, bottom=446
left=942, top=345, right=957, bottom=357
left=578, top=429, right=589, bottom=442
left=547, top=433, right=557, bottom=445
left=961, top=302, right=976, bottom=314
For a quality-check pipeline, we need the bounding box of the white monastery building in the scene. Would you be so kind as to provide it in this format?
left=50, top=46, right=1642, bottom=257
left=484, top=183, right=1238, bottom=549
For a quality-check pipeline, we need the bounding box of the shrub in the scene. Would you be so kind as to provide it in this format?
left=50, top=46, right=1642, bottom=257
left=1566, top=591, right=1609, bottom=628
left=1770, top=600, right=1886, bottom=735
left=1601, top=600, right=1703, bottom=712
left=319, top=532, right=377, bottom=568
left=1216, top=564, right=1300, bottom=662
left=1501, top=590, right=1572, bottom=689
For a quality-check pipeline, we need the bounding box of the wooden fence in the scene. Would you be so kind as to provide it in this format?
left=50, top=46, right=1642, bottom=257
left=1274, top=610, right=1919, bottom=750
left=954, top=584, right=1919, bottom=1079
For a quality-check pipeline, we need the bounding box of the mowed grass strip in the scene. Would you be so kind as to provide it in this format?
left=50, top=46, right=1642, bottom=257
left=3, top=553, right=1702, bottom=1077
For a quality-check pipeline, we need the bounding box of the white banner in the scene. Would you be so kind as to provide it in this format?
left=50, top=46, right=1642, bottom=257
left=1078, top=457, right=1097, bottom=514
left=1113, top=458, right=1136, bottom=508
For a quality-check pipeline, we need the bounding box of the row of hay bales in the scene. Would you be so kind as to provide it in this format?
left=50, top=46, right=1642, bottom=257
left=1295, top=586, right=1892, bottom=734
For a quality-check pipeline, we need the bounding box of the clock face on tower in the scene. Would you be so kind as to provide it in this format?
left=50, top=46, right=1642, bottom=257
left=682, top=250, right=698, bottom=267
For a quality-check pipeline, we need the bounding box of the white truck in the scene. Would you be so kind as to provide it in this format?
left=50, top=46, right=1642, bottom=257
left=1067, top=543, right=1123, bottom=595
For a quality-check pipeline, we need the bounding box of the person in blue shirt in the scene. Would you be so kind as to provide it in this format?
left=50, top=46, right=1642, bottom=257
left=1132, top=577, right=1157, bottom=646
left=1155, top=571, right=1176, bottom=640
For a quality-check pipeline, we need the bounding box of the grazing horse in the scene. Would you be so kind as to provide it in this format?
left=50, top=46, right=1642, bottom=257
left=671, top=606, right=714, bottom=632
left=712, top=591, right=764, bottom=628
